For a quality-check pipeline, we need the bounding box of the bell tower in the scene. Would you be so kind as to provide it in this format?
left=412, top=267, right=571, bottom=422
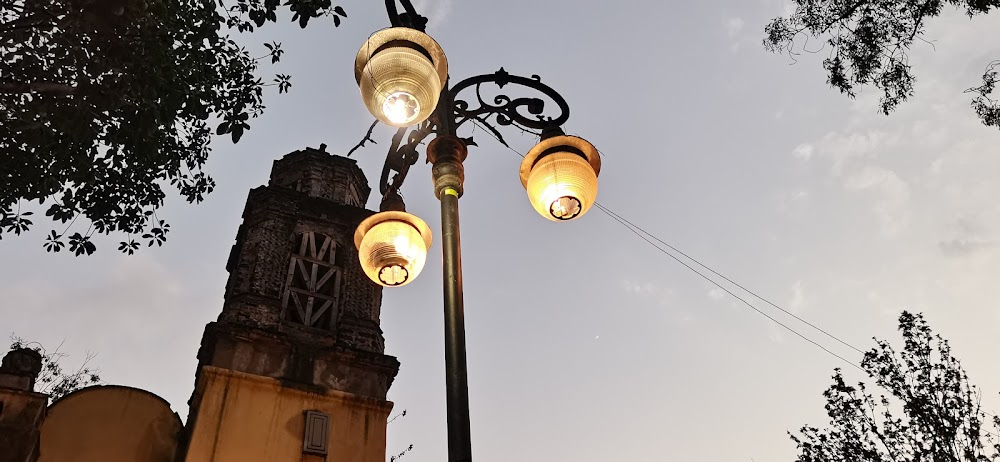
left=182, top=145, right=400, bottom=462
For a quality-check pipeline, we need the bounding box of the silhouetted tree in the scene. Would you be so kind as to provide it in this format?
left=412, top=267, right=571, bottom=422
left=790, top=311, right=1000, bottom=462
left=0, top=0, right=346, bottom=255
left=9, top=336, right=101, bottom=401
left=763, top=1, right=1000, bottom=130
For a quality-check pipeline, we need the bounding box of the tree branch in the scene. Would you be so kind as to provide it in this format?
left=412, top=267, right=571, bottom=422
left=0, top=12, right=50, bottom=32
left=347, top=119, right=379, bottom=157
left=0, top=82, right=76, bottom=94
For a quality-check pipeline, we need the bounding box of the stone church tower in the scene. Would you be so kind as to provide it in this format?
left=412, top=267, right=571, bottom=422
left=181, top=145, right=400, bottom=462
left=0, top=146, right=398, bottom=462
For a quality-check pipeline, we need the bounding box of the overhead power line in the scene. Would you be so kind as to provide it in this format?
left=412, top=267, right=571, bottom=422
left=475, top=122, right=867, bottom=370
left=595, top=203, right=866, bottom=355
left=483, top=130, right=999, bottom=426
left=479, top=124, right=869, bottom=370
left=592, top=202, right=866, bottom=374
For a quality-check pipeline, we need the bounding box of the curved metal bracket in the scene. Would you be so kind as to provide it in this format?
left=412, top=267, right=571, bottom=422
left=367, top=69, right=572, bottom=197
left=449, top=68, right=570, bottom=133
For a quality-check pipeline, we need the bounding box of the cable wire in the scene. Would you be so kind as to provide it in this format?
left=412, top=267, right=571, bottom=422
left=477, top=129, right=867, bottom=369
left=596, top=203, right=866, bottom=354
left=595, top=202, right=1000, bottom=435
left=591, top=202, right=866, bottom=373
left=485, top=133, right=1000, bottom=429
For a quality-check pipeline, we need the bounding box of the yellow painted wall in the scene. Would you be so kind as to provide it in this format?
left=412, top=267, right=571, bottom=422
left=38, top=386, right=182, bottom=462
left=185, top=366, right=393, bottom=462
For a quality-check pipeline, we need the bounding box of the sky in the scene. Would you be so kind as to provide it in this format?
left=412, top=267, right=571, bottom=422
left=3, top=1, right=1000, bottom=461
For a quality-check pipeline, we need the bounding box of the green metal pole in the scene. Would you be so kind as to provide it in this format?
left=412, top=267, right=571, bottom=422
left=429, top=135, right=472, bottom=462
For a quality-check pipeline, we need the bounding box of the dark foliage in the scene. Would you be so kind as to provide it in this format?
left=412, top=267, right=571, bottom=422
left=764, top=0, right=1000, bottom=127
left=10, top=336, right=101, bottom=401
left=967, top=60, right=1000, bottom=128
left=790, top=311, right=1000, bottom=462
left=0, top=0, right=346, bottom=254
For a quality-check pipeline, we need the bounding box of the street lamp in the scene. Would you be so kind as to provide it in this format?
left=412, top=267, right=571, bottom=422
left=352, top=2, right=601, bottom=461
left=520, top=130, right=602, bottom=221
left=355, top=189, right=433, bottom=287
left=354, top=27, right=447, bottom=127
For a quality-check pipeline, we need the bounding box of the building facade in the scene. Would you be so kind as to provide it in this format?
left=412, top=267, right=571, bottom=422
left=0, top=146, right=399, bottom=462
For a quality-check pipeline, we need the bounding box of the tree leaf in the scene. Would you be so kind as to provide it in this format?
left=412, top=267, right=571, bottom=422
left=231, top=126, right=245, bottom=143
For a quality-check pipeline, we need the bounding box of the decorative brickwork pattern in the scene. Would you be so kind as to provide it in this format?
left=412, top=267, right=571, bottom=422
left=282, top=232, right=341, bottom=330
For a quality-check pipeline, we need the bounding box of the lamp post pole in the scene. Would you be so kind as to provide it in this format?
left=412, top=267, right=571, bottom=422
left=428, top=133, right=473, bottom=462
left=352, top=4, right=601, bottom=462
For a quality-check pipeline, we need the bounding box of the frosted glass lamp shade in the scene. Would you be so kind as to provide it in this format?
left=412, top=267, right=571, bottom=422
left=355, top=28, right=448, bottom=127
left=354, top=211, right=433, bottom=287
left=520, top=135, right=602, bottom=222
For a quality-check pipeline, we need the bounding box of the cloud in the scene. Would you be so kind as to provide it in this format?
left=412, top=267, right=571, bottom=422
left=722, top=16, right=746, bottom=52
left=724, top=17, right=745, bottom=37
left=765, top=323, right=785, bottom=344
left=792, top=143, right=813, bottom=161
left=789, top=15, right=1000, bottom=239
left=707, top=287, right=726, bottom=301
left=928, top=157, right=946, bottom=175
left=939, top=216, right=996, bottom=257
left=776, top=189, right=809, bottom=213
left=798, top=127, right=911, bottom=237
left=621, top=279, right=675, bottom=307
left=788, top=280, right=805, bottom=313
left=939, top=238, right=993, bottom=257
left=816, top=130, right=901, bottom=174
left=759, top=282, right=805, bottom=344
left=412, top=0, right=453, bottom=29
left=843, top=165, right=911, bottom=237
left=621, top=278, right=698, bottom=325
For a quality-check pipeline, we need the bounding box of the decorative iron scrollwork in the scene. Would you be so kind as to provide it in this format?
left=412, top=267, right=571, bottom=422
left=360, top=68, right=573, bottom=196
left=357, top=4, right=575, bottom=198
left=449, top=68, right=570, bottom=132
left=377, top=123, right=434, bottom=195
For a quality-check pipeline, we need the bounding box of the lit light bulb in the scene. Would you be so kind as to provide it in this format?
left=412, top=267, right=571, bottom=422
left=355, top=28, right=448, bottom=128
left=355, top=212, right=432, bottom=287
left=393, top=234, right=414, bottom=255
left=526, top=152, right=598, bottom=221
left=544, top=193, right=583, bottom=220
left=378, top=261, right=409, bottom=286
left=520, top=135, right=601, bottom=222
left=382, top=91, right=420, bottom=126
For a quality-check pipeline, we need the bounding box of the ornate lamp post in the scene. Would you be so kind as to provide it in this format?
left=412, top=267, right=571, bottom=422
left=352, top=2, right=601, bottom=461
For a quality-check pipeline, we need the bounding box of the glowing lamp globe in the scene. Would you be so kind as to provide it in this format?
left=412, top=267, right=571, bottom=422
left=355, top=27, right=448, bottom=127
left=354, top=211, right=433, bottom=287
left=519, top=134, right=601, bottom=221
